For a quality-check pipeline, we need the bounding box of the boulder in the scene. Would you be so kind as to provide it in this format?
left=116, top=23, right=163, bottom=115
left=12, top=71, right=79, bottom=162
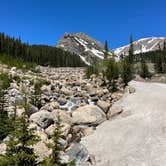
left=19, top=83, right=29, bottom=94
left=61, top=143, right=89, bottom=164
left=97, top=100, right=111, bottom=113
left=111, top=91, right=123, bottom=100
left=27, top=104, right=39, bottom=117
left=28, top=122, right=41, bottom=131
left=8, top=88, right=20, bottom=96
left=40, top=102, right=59, bottom=112
left=16, top=107, right=25, bottom=117
left=72, top=105, right=106, bottom=125
left=61, top=87, right=73, bottom=96
left=15, top=95, right=24, bottom=105
left=107, top=105, right=123, bottom=119
left=10, top=82, right=19, bottom=89
left=129, top=86, right=136, bottom=93
left=82, top=127, right=94, bottom=136
left=0, top=143, right=6, bottom=155
left=45, top=123, right=71, bottom=138
left=52, top=109, right=73, bottom=125
left=41, top=85, right=51, bottom=95
left=33, top=141, right=51, bottom=162
left=35, top=130, right=48, bottom=141
left=29, top=110, right=54, bottom=129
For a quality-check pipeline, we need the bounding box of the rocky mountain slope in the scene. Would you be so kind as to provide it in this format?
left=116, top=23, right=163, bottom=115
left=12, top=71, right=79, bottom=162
left=114, top=37, right=166, bottom=56
left=57, top=33, right=166, bottom=64
left=56, top=32, right=105, bottom=65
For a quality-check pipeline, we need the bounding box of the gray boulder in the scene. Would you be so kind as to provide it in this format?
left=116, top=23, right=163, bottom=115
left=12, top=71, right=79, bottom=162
left=27, top=104, right=39, bottom=117
left=72, top=105, right=106, bottom=126
left=61, top=143, right=89, bottom=164
left=29, top=110, right=54, bottom=129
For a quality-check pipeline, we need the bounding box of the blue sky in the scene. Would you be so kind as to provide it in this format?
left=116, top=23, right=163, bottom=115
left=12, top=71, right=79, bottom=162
left=0, top=0, right=165, bottom=48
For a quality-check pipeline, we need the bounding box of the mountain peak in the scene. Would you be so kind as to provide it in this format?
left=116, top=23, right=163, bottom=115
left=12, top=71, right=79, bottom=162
left=57, top=32, right=105, bottom=65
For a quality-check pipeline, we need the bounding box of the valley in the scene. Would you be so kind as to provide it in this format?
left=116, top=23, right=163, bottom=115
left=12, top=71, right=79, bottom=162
left=1, top=1, right=166, bottom=165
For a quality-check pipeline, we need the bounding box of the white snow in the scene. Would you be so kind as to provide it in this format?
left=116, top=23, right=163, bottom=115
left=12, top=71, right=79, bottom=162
left=79, top=38, right=88, bottom=45
left=74, top=37, right=104, bottom=60
left=91, top=48, right=104, bottom=59
left=59, top=44, right=65, bottom=48
left=74, top=37, right=89, bottom=51
left=150, top=41, right=160, bottom=50
left=78, top=54, right=90, bottom=66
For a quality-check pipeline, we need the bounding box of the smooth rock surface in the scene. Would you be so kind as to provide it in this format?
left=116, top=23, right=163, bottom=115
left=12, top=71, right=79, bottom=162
left=72, top=105, right=106, bottom=125
left=81, top=81, right=166, bottom=166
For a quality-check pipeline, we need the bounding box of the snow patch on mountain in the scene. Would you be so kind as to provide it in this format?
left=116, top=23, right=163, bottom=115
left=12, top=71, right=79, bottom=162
left=91, top=48, right=104, bottom=59
left=78, top=54, right=90, bottom=66
left=114, top=37, right=166, bottom=56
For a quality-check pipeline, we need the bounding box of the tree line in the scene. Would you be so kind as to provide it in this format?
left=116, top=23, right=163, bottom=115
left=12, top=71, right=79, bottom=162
left=0, top=32, right=86, bottom=67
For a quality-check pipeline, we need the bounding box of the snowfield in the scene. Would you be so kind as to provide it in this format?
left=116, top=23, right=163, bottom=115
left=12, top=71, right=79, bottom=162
left=81, top=81, right=166, bottom=166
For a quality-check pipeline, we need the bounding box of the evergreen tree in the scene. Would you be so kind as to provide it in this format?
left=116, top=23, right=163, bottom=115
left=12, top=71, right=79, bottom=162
left=0, top=73, right=12, bottom=140
left=0, top=91, right=9, bottom=140
left=51, top=113, right=64, bottom=164
left=163, top=40, right=166, bottom=51
left=104, top=40, right=109, bottom=59
left=0, top=99, right=39, bottom=166
left=158, top=43, right=161, bottom=51
left=128, top=35, right=134, bottom=64
left=122, top=59, right=132, bottom=86
left=140, top=61, right=150, bottom=78
left=163, top=41, right=166, bottom=71
left=40, top=112, right=71, bottom=166
left=86, top=63, right=99, bottom=78
left=105, top=58, right=119, bottom=91
left=31, top=79, right=43, bottom=109
left=155, top=54, right=163, bottom=73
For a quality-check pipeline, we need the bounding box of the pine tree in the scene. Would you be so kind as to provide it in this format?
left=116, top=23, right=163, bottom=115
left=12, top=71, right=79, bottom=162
left=46, top=113, right=65, bottom=165
left=163, top=41, right=166, bottom=71
left=128, top=35, right=134, bottom=64
left=155, top=54, right=163, bottom=73
left=86, top=63, right=99, bottom=78
left=122, top=59, right=132, bottom=86
left=158, top=44, right=161, bottom=51
left=0, top=99, right=39, bottom=166
left=140, top=61, right=150, bottom=78
left=31, top=79, right=42, bottom=108
left=104, top=40, right=109, bottom=59
left=0, top=90, right=9, bottom=140
left=0, top=73, right=12, bottom=140
left=105, top=58, right=119, bottom=91
left=40, top=112, right=69, bottom=166
left=51, top=113, right=64, bottom=164
left=163, top=40, right=166, bottom=51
